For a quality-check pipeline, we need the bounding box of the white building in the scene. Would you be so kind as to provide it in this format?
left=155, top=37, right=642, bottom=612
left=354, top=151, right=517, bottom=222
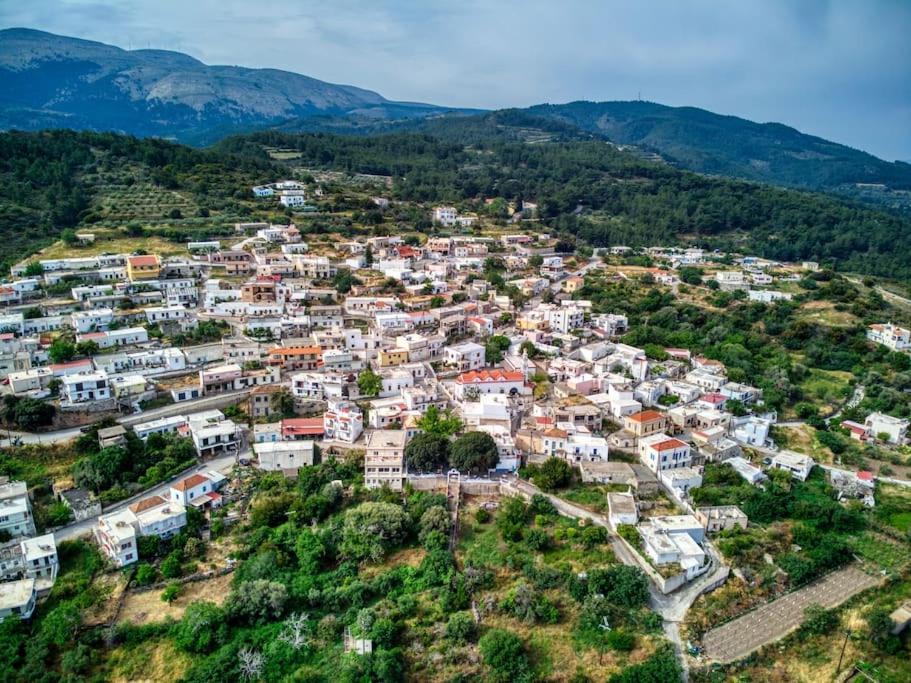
left=255, top=441, right=316, bottom=473
left=865, top=412, right=909, bottom=444
left=70, top=308, right=114, bottom=333
left=444, top=342, right=485, bottom=372
left=548, top=305, right=585, bottom=334
left=60, top=371, right=111, bottom=405
left=638, top=434, right=692, bottom=473
left=454, top=369, right=525, bottom=399
left=169, top=471, right=225, bottom=509
left=867, top=324, right=911, bottom=352
left=187, top=411, right=239, bottom=456
left=364, top=430, right=407, bottom=490
left=323, top=401, right=364, bottom=443
left=0, top=481, right=36, bottom=539
left=770, top=451, right=815, bottom=481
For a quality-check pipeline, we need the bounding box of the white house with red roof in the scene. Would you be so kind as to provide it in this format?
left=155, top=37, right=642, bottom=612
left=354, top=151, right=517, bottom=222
left=169, top=471, right=225, bottom=509
left=454, top=369, right=525, bottom=400
left=638, top=433, right=692, bottom=473
left=867, top=323, right=911, bottom=351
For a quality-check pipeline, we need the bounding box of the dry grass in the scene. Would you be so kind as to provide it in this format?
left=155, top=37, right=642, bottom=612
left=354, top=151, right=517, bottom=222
left=797, top=300, right=858, bottom=327
left=360, top=546, right=427, bottom=580
left=36, top=233, right=186, bottom=259
left=104, top=639, right=194, bottom=683
left=116, top=572, right=233, bottom=626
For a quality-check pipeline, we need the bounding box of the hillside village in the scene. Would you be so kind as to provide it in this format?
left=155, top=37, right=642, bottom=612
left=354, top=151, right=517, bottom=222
left=0, top=174, right=909, bottom=681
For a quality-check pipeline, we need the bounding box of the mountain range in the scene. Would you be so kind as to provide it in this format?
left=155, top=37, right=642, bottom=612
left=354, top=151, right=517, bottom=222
left=0, top=28, right=468, bottom=145
left=1, top=27, right=910, bottom=197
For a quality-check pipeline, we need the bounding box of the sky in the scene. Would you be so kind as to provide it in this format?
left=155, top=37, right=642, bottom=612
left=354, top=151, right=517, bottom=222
left=2, top=0, right=910, bottom=161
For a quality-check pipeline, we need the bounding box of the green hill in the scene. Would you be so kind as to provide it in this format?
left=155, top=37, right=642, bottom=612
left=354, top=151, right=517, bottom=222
left=4, top=128, right=911, bottom=280
left=522, top=101, right=911, bottom=194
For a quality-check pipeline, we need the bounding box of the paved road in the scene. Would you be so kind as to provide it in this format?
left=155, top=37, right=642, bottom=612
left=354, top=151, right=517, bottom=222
left=702, top=565, right=880, bottom=664
left=0, top=389, right=251, bottom=447
left=53, top=448, right=245, bottom=543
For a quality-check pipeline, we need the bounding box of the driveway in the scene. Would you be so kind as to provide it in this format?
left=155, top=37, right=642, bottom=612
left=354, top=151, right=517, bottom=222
left=701, top=564, right=880, bottom=664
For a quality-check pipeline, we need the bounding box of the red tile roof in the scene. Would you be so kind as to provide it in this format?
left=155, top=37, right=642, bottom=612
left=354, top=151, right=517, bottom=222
left=129, top=495, right=166, bottom=513
left=172, top=474, right=209, bottom=493
left=457, top=369, right=524, bottom=384
left=628, top=410, right=664, bottom=423
left=650, top=438, right=688, bottom=452
left=128, top=255, right=160, bottom=267
left=282, top=418, right=325, bottom=437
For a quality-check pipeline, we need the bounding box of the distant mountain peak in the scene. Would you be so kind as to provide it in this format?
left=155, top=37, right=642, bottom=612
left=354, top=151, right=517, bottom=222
left=0, top=28, right=462, bottom=144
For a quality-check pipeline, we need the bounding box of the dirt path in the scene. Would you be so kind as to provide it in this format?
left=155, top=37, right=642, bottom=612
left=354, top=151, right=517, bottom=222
left=701, top=564, right=880, bottom=664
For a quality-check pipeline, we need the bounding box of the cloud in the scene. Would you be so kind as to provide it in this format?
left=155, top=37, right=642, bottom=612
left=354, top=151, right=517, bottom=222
left=1, top=0, right=909, bottom=159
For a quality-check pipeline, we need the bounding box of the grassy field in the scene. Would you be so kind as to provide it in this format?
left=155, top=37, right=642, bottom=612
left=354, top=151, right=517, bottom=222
left=798, top=367, right=853, bottom=417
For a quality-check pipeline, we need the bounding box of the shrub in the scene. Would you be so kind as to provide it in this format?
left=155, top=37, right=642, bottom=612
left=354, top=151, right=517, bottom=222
left=161, top=582, right=182, bottom=603
left=446, top=612, right=476, bottom=644
left=478, top=628, right=533, bottom=683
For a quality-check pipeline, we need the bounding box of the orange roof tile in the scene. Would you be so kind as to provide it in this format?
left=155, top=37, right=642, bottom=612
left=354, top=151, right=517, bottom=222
left=172, top=474, right=209, bottom=493
left=650, top=438, right=688, bottom=452
left=129, top=495, right=167, bottom=513
left=456, top=369, right=524, bottom=384
left=628, top=410, right=664, bottom=423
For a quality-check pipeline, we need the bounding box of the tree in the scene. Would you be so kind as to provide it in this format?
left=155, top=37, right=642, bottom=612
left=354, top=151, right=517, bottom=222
left=161, top=582, right=182, bottom=603
left=449, top=431, right=500, bottom=474
left=48, top=338, right=76, bottom=363
left=867, top=606, right=901, bottom=652
left=237, top=648, right=264, bottom=681
left=802, top=603, right=837, bottom=636
left=479, top=628, right=532, bottom=683
left=525, top=457, right=572, bottom=491
left=135, top=563, right=157, bottom=586
left=404, top=432, right=450, bottom=472
left=415, top=404, right=463, bottom=437
left=357, top=368, right=382, bottom=397
left=227, top=579, right=288, bottom=625
left=24, top=262, right=43, bottom=277
left=419, top=506, right=451, bottom=547
left=339, top=502, right=410, bottom=563
left=61, top=229, right=78, bottom=246
left=446, top=612, right=476, bottom=644
left=175, top=602, right=228, bottom=653
left=75, top=340, right=99, bottom=357
left=485, top=335, right=511, bottom=365
left=279, top=613, right=310, bottom=650
left=3, top=395, right=55, bottom=431
left=588, top=565, right=650, bottom=608
left=270, top=389, right=296, bottom=418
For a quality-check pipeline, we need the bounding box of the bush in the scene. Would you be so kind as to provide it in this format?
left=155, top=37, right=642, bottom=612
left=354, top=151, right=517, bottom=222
left=525, top=458, right=572, bottom=491
left=161, top=582, right=182, bottom=603
left=446, top=612, right=476, bottom=644
left=226, top=579, right=288, bottom=625
left=134, top=563, right=157, bottom=586
left=475, top=508, right=491, bottom=524
left=802, top=603, right=837, bottom=637
left=173, top=602, right=227, bottom=653
left=449, top=432, right=500, bottom=474
left=340, top=502, right=410, bottom=563
left=478, top=628, right=533, bottom=683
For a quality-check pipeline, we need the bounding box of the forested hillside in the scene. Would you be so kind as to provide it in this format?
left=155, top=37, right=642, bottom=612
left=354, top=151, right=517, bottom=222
left=522, top=101, right=911, bottom=192
left=3, top=127, right=910, bottom=279
left=0, top=130, right=278, bottom=269
left=218, top=130, right=911, bottom=279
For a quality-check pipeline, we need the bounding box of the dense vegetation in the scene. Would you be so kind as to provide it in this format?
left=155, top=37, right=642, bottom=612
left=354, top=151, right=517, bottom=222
left=522, top=101, right=911, bottom=193
left=217, top=130, right=911, bottom=278
left=0, top=130, right=278, bottom=270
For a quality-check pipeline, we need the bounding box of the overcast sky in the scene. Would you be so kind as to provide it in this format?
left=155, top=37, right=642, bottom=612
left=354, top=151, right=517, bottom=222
left=2, top=0, right=910, bottom=160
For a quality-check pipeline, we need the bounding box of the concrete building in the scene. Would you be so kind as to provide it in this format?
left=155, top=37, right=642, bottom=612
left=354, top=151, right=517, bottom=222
left=364, top=430, right=407, bottom=490
left=0, top=480, right=36, bottom=539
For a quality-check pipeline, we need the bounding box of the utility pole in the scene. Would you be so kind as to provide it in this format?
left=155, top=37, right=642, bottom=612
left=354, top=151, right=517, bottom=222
left=835, top=629, right=851, bottom=675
